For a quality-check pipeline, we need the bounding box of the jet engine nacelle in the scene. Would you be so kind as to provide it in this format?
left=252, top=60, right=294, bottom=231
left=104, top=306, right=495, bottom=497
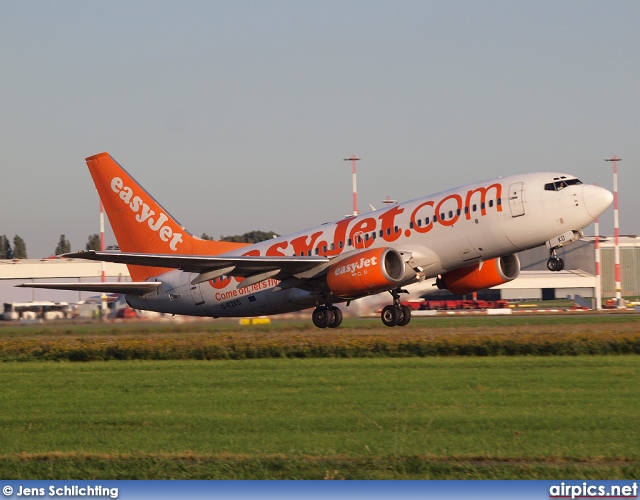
left=327, top=247, right=406, bottom=299
left=437, top=254, right=520, bottom=295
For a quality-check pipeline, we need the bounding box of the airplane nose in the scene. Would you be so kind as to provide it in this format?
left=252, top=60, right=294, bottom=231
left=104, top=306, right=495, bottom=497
left=582, top=184, right=613, bottom=219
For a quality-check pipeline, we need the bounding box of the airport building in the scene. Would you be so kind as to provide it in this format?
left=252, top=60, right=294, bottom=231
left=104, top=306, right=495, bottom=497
left=0, top=259, right=131, bottom=305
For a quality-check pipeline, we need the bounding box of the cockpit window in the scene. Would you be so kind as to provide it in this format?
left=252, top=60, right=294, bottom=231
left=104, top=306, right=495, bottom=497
left=544, top=178, right=583, bottom=191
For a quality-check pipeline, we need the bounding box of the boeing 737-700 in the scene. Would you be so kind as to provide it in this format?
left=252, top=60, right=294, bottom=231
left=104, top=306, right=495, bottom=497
left=20, top=153, right=613, bottom=328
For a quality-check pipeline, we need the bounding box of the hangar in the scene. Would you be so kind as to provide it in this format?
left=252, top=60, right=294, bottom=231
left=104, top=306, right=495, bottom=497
left=0, top=258, right=131, bottom=304
left=494, top=269, right=596, bottom=302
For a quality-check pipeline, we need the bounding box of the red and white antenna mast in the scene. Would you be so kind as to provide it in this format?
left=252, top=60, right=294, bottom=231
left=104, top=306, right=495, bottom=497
left=344, top=155, right=360, bottom=216
left=100, top=200, right=105, bottom=283
left=99, top=199, right=107, bottom=318
left=605, top=155, right=623, bottom=308
left=382, top=195, right=397, bottom=205
left=594, top=211, right=601, bottom=310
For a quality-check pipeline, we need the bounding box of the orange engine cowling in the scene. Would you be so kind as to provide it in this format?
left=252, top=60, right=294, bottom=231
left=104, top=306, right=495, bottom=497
left=327, top=247, right=406, bottom=299
left=437, top=254, right=520, bottom=295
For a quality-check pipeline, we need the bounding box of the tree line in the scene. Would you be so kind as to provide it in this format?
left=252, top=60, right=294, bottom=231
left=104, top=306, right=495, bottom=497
left=0, top=231, right=276, bottom=259
left=202, top=230, right=278, bottom=243
left=0, top=235, right=27, bottom=259
left=0, top=234, right=102, bottom=260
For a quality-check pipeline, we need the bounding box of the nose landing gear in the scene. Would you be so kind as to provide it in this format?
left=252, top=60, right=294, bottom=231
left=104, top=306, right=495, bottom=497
left=546, top=230, right=582, bottom=272
left=546, top=247, right=565, bottom=272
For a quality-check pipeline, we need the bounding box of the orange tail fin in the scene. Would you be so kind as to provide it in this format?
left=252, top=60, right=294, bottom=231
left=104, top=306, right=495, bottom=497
left=86, top=152, right=248, bottom=280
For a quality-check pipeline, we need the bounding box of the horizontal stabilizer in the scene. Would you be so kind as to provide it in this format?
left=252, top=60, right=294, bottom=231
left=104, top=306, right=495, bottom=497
left=16, top=282, right=162, bottom=295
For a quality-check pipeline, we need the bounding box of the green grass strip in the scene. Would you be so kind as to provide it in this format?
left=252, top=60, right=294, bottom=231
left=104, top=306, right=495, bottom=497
left=0, top=357, right=638, bottom=478
left=1, top=453, right=638, bottom=479
left=1, top=327, right=639, bottom=361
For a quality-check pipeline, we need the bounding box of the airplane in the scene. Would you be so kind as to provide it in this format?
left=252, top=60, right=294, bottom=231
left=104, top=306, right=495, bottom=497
left=19, top=153, right=613, bottom=328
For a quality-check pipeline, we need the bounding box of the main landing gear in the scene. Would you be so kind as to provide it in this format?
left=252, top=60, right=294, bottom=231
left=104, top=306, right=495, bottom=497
left=312, top=305, right=343, bottom=329
left=547, top=247, right=565, bottom=272
left=381, top=288, right=411, bottom=327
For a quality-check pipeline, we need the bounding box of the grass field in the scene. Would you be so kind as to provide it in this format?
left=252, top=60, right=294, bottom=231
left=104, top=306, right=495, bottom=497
left=1, top=353, right=639, bottom=479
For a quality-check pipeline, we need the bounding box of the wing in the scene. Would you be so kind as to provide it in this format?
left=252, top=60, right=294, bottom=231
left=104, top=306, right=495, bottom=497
left=63, top=250, right=330, bottom=288
left=16, top=281, right=161, bottom=295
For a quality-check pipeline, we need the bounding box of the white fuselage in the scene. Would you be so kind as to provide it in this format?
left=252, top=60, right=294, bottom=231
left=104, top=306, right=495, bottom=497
left=127, top=172, right=610, bottom=317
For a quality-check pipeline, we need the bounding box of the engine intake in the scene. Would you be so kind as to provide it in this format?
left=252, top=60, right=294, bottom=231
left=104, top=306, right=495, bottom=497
left=327, top=247, right=405, bottom=299
left=437, top=254, right=520, bottom=295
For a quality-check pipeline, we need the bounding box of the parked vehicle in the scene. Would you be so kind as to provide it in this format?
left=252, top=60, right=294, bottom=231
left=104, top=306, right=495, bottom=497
left=1, top=301, right=70, bottom=320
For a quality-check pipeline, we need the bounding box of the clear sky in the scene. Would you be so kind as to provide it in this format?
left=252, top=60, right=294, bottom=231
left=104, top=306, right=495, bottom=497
left=1, top=1, right=638, bottom=259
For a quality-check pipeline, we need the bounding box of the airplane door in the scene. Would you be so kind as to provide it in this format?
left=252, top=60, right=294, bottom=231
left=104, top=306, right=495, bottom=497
left=508, top=182, right=525, bottom=217
left=189, top=274, right=205, bottom=306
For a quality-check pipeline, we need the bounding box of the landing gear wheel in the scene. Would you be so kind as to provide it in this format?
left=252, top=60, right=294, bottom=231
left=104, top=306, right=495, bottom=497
left=547, top=257, right=564, bottom=272
left=381, top=305, right=400, bottom=327
left=312, top=306, right=333, bottom=328
left=396, top=305, right=411, bottom=327
left=547, top=246, right=565, bottom=272
left=327, top=306, right=343, bottom=328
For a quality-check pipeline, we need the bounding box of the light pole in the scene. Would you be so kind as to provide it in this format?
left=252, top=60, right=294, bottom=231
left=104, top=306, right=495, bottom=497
left=605, top=156, right=623, bottom=308
left=594, top=215, right=601, bottom=310
left=100, top=200, right=107, bottom=318
left=382, top=195, right=398, bottom=205
left=100, top=200, right=105, bottom=282
left=344, top=155, right=360, bottom=216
